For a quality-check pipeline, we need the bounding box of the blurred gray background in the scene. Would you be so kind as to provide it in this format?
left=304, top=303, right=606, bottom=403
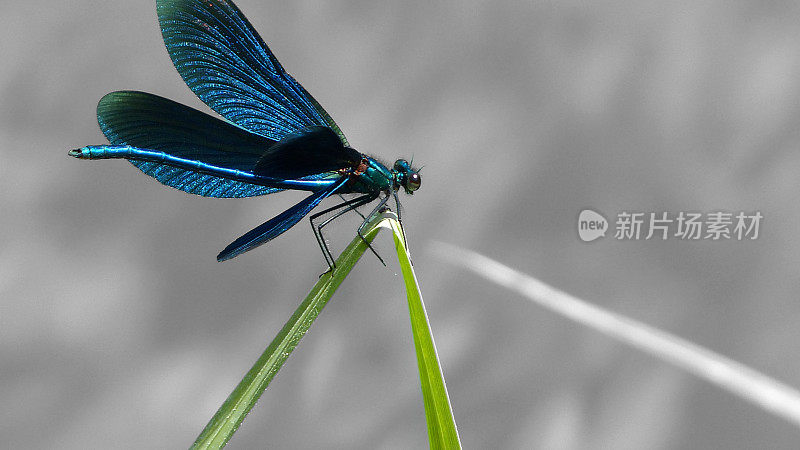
left=4, top=0, right=800, bottom=448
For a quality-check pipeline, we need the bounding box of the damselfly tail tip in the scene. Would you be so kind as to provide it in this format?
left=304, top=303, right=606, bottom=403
left=68, top=148, right=85, bottom=158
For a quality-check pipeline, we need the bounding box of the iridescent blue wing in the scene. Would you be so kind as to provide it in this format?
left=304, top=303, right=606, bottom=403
left=96, top=90, right=280, bottom=198
left=217, top=177, right=349, bottom=261
left=253, top=126, right=361, bottom=179
left=157, top=0, right=348, bottom=145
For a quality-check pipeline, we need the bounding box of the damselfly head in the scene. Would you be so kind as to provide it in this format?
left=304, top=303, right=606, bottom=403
left=393, top=159, right=421, bottom=194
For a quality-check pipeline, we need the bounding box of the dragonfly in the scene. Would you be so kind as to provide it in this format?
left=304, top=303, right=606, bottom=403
left=70, top=0, right=421, bottom=268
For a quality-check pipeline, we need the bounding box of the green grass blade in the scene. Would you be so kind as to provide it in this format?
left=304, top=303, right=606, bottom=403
left=191, top=212, right=389, bottom=449
left=386, top=218, right=461, bottom=449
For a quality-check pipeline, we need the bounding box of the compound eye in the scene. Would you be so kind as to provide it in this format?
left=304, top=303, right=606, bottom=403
left=406, top=172, right=421, bottom=192
left=394, top=159, right=409, bottom=171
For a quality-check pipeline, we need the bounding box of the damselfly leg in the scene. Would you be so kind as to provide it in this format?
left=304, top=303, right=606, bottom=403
left=310, top=192, right=380, bottom=269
